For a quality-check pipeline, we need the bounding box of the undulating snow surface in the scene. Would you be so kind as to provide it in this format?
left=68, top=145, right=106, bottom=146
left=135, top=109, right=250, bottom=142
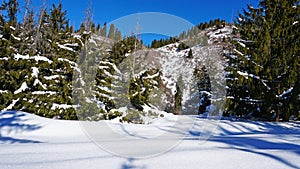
left=1, top=111, right=300, bottom=169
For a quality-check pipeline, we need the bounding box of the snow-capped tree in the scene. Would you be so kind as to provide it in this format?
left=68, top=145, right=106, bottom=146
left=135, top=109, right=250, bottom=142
left=225, top=0, right=299, bottom=121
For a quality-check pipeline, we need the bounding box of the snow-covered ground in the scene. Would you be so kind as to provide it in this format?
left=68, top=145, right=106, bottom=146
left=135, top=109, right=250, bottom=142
left=1, top=111, right=300, bottom=169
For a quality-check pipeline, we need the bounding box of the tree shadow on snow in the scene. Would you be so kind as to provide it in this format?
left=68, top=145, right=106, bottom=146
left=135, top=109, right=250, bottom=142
left=120, top=158, right=147, bottom=169
left=0, top=111, right=42, bottom=144
left=187, top=120, right=300, bottom=168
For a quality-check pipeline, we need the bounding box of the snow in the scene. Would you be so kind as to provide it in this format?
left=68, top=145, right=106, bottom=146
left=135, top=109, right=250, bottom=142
left=98, top=93, right=115, bottom=100
left=0, top=90, right=8, bottom=93
left=58, top=58, right=80, bottom=72
left=237, top=41, right=246, bottom=48
left=234, top=49, right=244, bottom=56
left=11, top=34, right=21, bottom=41
left=0, top=57, right=9, bottom=60
left=236, top=71, right=270, bottom=90
left=143, top=71, right=160, bottom=80
left=44, top=75, right=61, bottom=80
left=2, top=99, right=19, bottom=111
left=14, top=54, right=53, bottom=64
left=31, top=67, right=39, bottom=78
left=237, top=71, right=249, bottom=79
left=100, top=61, right=122, bottom=75
left=232, top=25, right=238, bottom=30
left=0, top=111, right=300, bottom=169
left=56, top=43, right=75, bottom=52
left=32, top=91, right=57, bottom=95
left=207, top=26, right=232, bottom=40
left=9, top=26, right=15, bottom=30
left=103, top=69, right=120, bottom=79
left=293, top=21, right=298, bottom=25
left=96, top=85, right=114, bottom=93
left=157, top=42, right=195, bottom=99
left=33, top=79, right=47, bottom=90
left=14, top=82, right=28, bottom=94
left=277, top=87, right=293, bottom=98
left=50, top=103, right=77, bottom=110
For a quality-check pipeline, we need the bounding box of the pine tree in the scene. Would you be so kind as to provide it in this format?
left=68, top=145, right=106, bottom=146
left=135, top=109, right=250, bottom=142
left=226, top=0, right=299, bottom=121
left=187, top=48, right=193, bottom=58
left=115, top=28, right=122, bottom=41
left=174, top=83, right=182, bottom=115
left=100, top=22, right=107, bottom=37
left=0, top=0, right=21, bottom=111
left=194, top=66, right=211, bottom=114
left=108, top=24, right=115, bottom=39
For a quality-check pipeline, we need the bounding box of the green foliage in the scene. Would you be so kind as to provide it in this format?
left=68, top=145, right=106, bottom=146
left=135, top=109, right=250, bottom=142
left=187, top=48, right=193, bottom=58
left=176, top=18, right=226, bottom=41
left=194, top=66, right=211, bottom=114
left=174, top=75, right=183, bottom=115
left=93, top=35, right=142, bottom=119
left=150, top=37, right=179, bottom=48
left=107, top=110, right=123, bottom=120
left=178, top=42, right=189, bottom=51
left=120, top=109, right=143, bottom=124
left=129, top=69, right=162, bottom=111
left=100, top=22, right=107, bottom=37
left=108, top=24, right=115, bottom=39
left=0, top=1, right=82, bottom=120
left=225, top=0, right=299, bottom=121
left=174, top=83, right=182, bottom=115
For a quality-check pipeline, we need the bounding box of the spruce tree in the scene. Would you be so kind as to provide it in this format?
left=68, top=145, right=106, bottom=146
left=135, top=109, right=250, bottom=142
left=108, top=24, right=115, bottom=39
left=226, top=0, right=299, bottom=121
left=174, top=83, right=182, bottom=115
left=194, top=66, right=211, bottom=114
left=187, top=48, right=193, bottom=58
left=100, top=22, right=107, bottom=37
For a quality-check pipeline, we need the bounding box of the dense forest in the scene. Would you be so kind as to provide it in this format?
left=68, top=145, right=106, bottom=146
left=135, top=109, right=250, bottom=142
left=0, top=0, right=299, bottom=122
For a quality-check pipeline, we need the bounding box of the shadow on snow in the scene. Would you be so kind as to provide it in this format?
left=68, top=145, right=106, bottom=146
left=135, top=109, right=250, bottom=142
left=187, top=119, right=300, bottom=168
left=0, top=111, right=42, bottom=144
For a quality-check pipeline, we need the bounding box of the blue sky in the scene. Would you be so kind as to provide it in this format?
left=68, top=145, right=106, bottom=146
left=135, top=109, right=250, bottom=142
left=20, top=0, right=260, bottom=43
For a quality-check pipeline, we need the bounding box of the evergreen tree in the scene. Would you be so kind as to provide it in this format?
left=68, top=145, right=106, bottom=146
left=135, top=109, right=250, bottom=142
left=194, top=66, right=211, bottom=114
left=115, top=28, right=122, bottom=41
left=0, top=0, right=22, bottom=111
left=108, top=24, right=115, bottom=39
left=7, top=0, right=18, bottom=26
left=226, top=0, right=299, bottom=121
left=178, top=42, right=189, bottom=51
left=174, top=83, right=182, bottom=115
left=187, top=48, right=193, bottom=58
left=100, top=22, right=106, bottom=37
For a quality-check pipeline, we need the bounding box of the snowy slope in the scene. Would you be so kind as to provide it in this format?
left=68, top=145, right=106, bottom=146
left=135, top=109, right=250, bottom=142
left=126, top=33, right=226, bottom=116
left=1, top=111, right=300, bottom=169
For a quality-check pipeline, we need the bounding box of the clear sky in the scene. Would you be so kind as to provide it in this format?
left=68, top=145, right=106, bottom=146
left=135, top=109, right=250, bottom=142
left=20, top=0, right=260, bottom=43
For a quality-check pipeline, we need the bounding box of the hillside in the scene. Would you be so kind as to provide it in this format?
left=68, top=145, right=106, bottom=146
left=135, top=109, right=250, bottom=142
left=76, top=24, right=234, bottom=123
left=0, top=23, right=240, bottom=124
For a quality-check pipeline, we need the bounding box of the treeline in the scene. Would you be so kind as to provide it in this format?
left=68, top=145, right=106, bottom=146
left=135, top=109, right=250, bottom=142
left=0, top=0, right=83, bottom=119
left=150, top=37, right=179, bottom=48
left=149, top=18, right=226, bottom=49
left=178, top=18, right=227, bottom=41
left=0, top=0, right=123, bottom=119
left=77, top=22, right=122, bottom=41
left=1, top=0, right=299, bottom=122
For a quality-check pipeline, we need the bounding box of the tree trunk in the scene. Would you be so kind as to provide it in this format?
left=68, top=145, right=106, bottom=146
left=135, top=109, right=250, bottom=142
left=282, top=112, right=290, bottom=122
left=275, top=106, right=280, bottom=122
